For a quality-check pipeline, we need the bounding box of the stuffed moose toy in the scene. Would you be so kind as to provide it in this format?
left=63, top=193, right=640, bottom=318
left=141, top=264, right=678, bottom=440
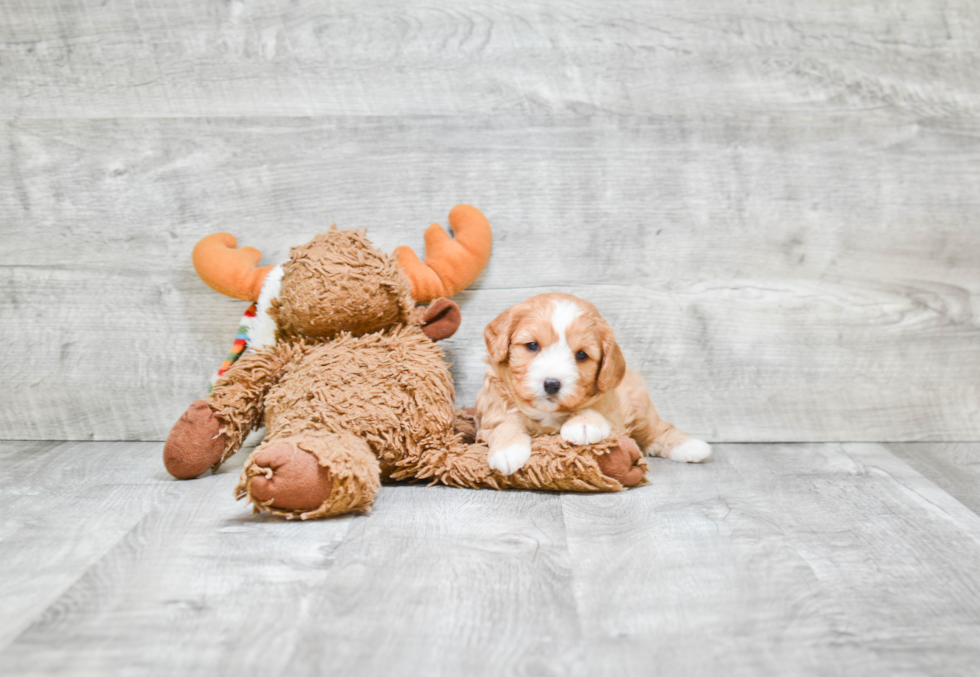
left=163, top=205, right=647, bottom=519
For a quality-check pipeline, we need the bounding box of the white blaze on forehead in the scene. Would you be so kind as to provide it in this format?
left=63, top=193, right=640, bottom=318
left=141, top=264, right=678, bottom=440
left=551, top=300, right=581, bottom=339
left=526, top=299, right=582, bottom=401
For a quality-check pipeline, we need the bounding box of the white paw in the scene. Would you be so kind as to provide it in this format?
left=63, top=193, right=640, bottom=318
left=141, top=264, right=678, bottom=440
left=668, top=439, right=711, bottom=463
left=488, top=441, right=532, bottom=475
left=560, top=417, right=612, bottom=445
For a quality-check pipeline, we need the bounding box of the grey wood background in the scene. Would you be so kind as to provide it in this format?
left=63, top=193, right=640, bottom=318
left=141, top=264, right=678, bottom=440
left=2, top=0, right=979, bottom=442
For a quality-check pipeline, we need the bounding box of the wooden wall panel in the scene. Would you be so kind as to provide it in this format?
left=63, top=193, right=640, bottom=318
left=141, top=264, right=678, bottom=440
left=2, top=115, right=978, bottom=441
left=1, top=1, right=978, bottom=119
left=2, top=1, right=979, bottom=441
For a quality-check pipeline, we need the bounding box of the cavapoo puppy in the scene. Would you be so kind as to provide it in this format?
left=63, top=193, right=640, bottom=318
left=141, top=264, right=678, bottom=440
left=476, top=293, right=711, bottom=474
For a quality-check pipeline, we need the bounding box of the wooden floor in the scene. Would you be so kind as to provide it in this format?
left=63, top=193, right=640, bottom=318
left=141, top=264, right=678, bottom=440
left=2, top=440, right=979, bottom=676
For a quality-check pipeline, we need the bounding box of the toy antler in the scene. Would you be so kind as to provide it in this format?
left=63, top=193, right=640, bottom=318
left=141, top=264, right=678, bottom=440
left=192, top=233, right=274, bottom=302
left=393, top=204, right=492, bottom=302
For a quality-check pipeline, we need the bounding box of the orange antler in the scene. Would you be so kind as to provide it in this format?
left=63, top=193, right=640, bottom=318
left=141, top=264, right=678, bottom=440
left=192, top=233, right=274, bottom=302
left=393, top=204, right=492, bottom=302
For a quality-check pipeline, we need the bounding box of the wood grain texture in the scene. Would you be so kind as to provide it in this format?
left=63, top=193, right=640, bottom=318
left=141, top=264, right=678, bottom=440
left=888, top=443, right=980, bottom=515
left=2, top=115, right=979, bottom=441
left=0, top=441, right=583, bottom=676
left=2, top=440, right=980, bottom=675
left=1, top=0, right=979, bottom=119
left=0, top=441, right=178, bottom=651
left=561, top=442, right=980, bottom=676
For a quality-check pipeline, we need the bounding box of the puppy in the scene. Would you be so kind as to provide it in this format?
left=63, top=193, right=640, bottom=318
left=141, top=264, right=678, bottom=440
left=476, top=293, right=711, bottom=475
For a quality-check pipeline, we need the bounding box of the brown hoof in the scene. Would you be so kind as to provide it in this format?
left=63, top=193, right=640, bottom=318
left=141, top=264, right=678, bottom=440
left=596, top=435, right=646, bottom=487
left=163, top=400, right=226, bottom=479
left=247, top=443, right=333, bottom=511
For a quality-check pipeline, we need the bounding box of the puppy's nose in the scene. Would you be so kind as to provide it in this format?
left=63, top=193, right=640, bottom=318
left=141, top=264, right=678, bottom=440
left=543, top=378, right=561, bottom=395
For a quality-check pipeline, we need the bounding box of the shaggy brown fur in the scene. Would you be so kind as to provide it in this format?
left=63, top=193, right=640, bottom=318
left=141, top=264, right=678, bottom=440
left=270, top=228, right=416, bottom=341
left=164, top=217, right=647, bottom=519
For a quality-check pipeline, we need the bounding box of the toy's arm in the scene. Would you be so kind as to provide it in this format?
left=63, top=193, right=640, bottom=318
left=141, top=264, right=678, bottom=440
left=209, top=341, right=307, bottom=455
left=163, top=341, right=306, bottom=479
left=404, top=409, right=646, bottom=492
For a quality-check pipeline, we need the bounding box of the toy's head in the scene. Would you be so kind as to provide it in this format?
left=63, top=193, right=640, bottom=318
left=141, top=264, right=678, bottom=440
left=191, top=204, right=491, bottom=345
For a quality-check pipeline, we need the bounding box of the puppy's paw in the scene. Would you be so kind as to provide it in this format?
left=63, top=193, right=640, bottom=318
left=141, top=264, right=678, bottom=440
left=560, top=415, right=612, bottom=445
left=488, top=441, right=532, bottom=475
left=666, top=439, right=711, bottom=463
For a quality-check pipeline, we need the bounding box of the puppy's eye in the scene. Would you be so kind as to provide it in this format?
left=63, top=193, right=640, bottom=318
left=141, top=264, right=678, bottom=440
left=525, top=342, right=540, bottom=352
left=575, top=350, right=589, bottom=361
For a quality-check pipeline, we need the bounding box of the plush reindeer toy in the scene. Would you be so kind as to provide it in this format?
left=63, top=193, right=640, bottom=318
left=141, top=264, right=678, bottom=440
left=164, top=205, right=647, bottom=520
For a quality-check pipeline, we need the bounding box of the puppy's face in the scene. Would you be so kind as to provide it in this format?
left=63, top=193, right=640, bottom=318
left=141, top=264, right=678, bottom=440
left=484, top=293, right=626, bottom=413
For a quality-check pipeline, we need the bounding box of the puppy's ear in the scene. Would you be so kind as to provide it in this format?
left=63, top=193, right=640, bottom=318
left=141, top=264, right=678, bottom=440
left=484, top=308, right=514, bottom=363
left=596, top=322, right=626, bottom=392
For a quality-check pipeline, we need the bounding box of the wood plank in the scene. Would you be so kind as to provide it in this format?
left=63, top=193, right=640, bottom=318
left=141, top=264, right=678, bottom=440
left=887, top=443, right=980, bottom=516
left=561, top=443, right=980, bottom=676
left=1, top=1, right=979, bottom=119
left=2, top=116, right=980, bottom=441
left=0, top=457, right=583, bottom=675
left=0, top=441, right=181, bottom=652
left=5, top=264, right=978, bottom=443
left=259, top=488, right=584, bottom=676
left=3, top=441, right=980, bottom=675
left=0, top=265, right=242, bottom=440
left=5, top=115, right=980, bottom=287
left=0, top=441, right=60, bottom=460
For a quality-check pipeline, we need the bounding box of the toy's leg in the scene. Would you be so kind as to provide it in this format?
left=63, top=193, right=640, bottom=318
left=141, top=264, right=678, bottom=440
left=594, top=436, right=647, bottom=487
left=467, top=434, right=647, bottom=491
left=406, top=409, right=647, bottom=492
left=235, top=432, right=381, bottom=520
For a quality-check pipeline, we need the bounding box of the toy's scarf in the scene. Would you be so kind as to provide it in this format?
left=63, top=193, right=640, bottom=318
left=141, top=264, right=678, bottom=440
left=208, top=263, right=285, bottom=392
left=209, top=303, right=256, bottom=392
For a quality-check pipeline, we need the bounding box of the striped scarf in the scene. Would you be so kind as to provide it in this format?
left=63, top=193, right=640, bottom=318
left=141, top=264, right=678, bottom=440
left=209, top=303, right=257, bottom=392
